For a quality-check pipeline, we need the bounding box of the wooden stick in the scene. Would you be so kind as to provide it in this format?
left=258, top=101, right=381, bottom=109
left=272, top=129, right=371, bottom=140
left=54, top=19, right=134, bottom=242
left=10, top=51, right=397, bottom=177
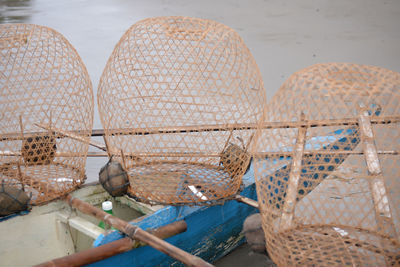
left=244, top=132, right=255, bottom=152
left=18, top=115, right=27, bottom=188
left=103, top=135, right=112, bottom=158
left=234, top=195, right=259, bottom=209
left=35, top=123, right=107, bottom=151
left=120, top=149, right=128, bottom=170
left=16, top=160, right=25, bottom=191
left=64, top=195, right=213, bottom=267
left=358, top=109, right=398, bottom=239
left=221, top=128, right=234, bottom=153
left=279, top=113, right=307, bottom=231
left=1, top=115, right=399, bottom=141
left=17, top=115, right=25, bottom=191
left=35, top=220, right=187, bottom=267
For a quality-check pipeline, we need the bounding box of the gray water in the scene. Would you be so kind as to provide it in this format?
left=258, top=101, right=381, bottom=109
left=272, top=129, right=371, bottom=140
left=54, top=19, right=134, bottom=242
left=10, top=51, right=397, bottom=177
left=1, top=0, right=400, bottom=182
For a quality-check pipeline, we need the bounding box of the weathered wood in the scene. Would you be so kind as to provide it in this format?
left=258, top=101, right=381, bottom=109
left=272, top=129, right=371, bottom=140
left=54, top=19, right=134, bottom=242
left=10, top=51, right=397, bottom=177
left=235, top=195, right=259, bottom=209
left=56, top=212, right=105, bottom=239
left=62, top=195, right=213, bottom=267
left=279, top=113, right=307, bottom=231
left=35, top=220, right=187, bottom=267
left=358, top=109, right=398, bottom=239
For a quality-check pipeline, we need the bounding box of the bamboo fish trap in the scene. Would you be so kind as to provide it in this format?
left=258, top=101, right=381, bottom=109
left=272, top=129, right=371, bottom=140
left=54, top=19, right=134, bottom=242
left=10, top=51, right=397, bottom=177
left=251, top=63, right=400, bottom=266
left=98, top=17, right=265, bottom=205
left=0, top=24, right=93, bottom=206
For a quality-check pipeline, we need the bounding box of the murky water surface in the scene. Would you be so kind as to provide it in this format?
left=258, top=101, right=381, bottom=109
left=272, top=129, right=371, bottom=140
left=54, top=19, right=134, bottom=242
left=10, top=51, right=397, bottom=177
left=0, top=0, right=32, bottom=23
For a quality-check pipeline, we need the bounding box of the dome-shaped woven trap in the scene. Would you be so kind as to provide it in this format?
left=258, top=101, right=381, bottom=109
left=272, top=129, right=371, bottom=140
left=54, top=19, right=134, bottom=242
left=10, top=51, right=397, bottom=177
left=98, top=17, right=265, bottom=205
left=251, top=63, right=400, bottom=266
left=0, top=24, right=93, bottom=206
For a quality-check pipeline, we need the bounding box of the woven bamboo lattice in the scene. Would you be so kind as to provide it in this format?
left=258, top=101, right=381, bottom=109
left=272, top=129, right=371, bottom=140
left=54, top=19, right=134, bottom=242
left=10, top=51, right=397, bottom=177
left=251, top=63, right=400, bottom=266
left=98, top=17, right=265, bottom=205
left=0, top=24, right=93, bottom=205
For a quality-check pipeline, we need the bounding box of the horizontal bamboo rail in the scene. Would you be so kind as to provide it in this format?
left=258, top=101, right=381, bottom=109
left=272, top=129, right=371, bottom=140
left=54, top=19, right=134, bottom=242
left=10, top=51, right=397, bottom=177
left=0, top=116, right=397, bottom=162
left=35, top=220, right=187, bottom=267
left=0, top=151, right=109, bottom=157
left=254, top=150, right=399, bottom=157
left=34, top=123, right=107, bottom=151
left=62, top=195, right=213, bottom=267
left=1, top=115, right=399, bottom=141
left=1, top=150, right=398, bottom=158
left=92, top=115, right=400, bottom=135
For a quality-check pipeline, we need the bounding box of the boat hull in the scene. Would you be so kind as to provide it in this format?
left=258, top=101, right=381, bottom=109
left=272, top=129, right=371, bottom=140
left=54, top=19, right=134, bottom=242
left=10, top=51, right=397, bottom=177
left=90, top=183, right=258, bottom=266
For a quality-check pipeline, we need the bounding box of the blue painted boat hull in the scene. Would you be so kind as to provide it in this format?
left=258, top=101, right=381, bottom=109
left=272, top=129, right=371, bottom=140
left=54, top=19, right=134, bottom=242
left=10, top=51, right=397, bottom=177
left=90, top=179, right=258, bottom=266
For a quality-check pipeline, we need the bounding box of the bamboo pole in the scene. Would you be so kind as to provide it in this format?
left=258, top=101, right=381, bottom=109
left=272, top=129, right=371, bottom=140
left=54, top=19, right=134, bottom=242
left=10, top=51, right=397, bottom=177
left=1, top=115, right=399, bottom=141
left=1, top=150, right=398, bottom=158
left=358, top=109, right=398, bottom=239
left=279, top=113, right=307, bottom=231
left=63, top=195, right=213, bottom=267
left=35, top=220, right=187, bottom=267
left=92, top=115, right=400, bottom=136
left=0, top=116, right=397, bottom=162
left=34, top=123, right=107, bottom=151
left=85, top=116, right=400, bottom=136
left=254, top=150, right=399, bottom=157
left=0, top=151, right=108, bottom=157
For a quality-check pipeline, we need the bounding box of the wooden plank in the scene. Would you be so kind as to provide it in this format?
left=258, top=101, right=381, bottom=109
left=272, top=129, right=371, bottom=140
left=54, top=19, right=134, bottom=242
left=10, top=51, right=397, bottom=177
left=56, top=212, right=105, bottom=239
left=279, top=114, right=307, bottom=231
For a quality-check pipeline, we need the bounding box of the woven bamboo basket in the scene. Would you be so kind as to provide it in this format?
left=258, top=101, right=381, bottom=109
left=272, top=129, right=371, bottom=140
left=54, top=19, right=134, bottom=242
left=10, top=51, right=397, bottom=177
left=0, top=24, right=93, bottom=205
left=98, top=16, right=265, bottom=205
left=251, top=63, right=400, bottom=266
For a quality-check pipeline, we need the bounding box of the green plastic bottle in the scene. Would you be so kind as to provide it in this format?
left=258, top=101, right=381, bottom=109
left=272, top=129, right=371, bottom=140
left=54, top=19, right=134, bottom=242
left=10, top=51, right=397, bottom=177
left=98, top=201, right=113, bottom=230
